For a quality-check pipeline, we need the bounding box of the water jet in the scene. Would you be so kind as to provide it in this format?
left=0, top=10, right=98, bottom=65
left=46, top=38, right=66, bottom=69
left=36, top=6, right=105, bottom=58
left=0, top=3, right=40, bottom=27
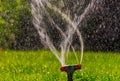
left=31, top=0, right=97, bottom=80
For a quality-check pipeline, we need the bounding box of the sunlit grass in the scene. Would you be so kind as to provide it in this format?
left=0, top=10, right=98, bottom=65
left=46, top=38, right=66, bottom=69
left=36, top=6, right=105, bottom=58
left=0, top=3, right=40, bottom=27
left=0, top=49, right=120, bottom=81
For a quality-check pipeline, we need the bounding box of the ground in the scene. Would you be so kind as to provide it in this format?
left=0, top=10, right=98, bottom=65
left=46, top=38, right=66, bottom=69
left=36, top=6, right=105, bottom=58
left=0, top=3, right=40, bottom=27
left=0, top=49, right=120, bottom=81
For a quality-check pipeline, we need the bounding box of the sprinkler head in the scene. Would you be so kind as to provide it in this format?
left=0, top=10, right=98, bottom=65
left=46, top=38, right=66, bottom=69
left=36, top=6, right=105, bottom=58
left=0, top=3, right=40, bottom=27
left=60, top=64, right=81, bottom=81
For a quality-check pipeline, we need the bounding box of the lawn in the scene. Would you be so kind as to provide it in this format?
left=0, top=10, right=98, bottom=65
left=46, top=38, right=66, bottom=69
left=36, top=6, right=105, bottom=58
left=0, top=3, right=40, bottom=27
left=0, top=49, right=120, bottom=81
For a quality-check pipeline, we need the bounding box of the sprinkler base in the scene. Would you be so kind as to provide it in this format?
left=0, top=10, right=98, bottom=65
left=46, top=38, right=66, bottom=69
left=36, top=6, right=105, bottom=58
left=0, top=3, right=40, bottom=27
left=60, top=64, right=81, bottom=81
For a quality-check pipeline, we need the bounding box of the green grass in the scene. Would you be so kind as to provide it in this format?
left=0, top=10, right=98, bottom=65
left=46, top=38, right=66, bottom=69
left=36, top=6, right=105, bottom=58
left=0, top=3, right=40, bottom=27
left=0, top=49, right=120, bottom=81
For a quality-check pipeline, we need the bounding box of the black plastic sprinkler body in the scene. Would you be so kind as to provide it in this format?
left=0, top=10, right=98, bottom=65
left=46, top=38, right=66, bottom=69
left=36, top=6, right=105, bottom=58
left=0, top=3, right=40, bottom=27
left=60, top=64, right=81, bottom=81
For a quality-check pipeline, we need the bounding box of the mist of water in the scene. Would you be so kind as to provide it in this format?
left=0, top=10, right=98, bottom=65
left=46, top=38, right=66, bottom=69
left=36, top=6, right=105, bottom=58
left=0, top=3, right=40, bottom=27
left=31, top=0, right=97, bottom=66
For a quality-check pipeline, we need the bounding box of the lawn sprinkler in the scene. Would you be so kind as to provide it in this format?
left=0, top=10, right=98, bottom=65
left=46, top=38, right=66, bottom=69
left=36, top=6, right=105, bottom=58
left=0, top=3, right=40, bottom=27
left=60, top=64, right=81, bottom=81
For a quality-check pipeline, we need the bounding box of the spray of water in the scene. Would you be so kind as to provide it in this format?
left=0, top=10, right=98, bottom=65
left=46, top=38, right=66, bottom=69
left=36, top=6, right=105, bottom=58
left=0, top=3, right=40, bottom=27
left=31, top=0, right=97, bottom=66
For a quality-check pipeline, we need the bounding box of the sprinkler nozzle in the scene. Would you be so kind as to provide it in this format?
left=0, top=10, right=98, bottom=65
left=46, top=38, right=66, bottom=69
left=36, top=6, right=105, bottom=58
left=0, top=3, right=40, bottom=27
left=60, top=64, right=81, bottom=71
left=60, top=64, right=81, bottom=81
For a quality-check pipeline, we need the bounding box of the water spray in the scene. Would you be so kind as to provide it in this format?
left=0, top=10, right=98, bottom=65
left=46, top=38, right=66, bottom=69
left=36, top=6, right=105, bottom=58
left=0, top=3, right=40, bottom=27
left=31, top=0, right=96, bottom=80
left=60, top=64, right=81, bottom=81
